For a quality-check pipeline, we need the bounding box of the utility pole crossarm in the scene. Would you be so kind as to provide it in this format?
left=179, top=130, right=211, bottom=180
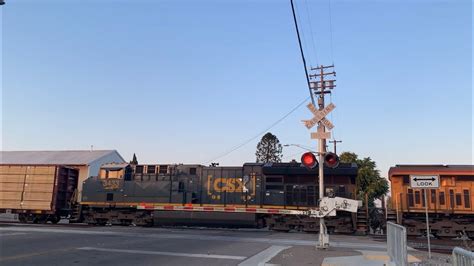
left=329, top=140, right=342, bottom=154
left=311, top=64, right=335, bottom=70
left=309, top=72, right=336, bottom=77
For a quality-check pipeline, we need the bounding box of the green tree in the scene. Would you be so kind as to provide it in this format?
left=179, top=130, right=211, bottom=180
left=256, top=132, right=283, bottom=163
left=339, top=151, right=389, bottom=206
left=130, top=153, right=138, bottom=165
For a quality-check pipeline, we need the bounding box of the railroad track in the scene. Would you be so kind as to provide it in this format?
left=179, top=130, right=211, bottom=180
left=0, top=220, right=92, bottom=228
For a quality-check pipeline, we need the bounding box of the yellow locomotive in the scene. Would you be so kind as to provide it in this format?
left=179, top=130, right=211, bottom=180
left=389, top=165, right=473, bottom=238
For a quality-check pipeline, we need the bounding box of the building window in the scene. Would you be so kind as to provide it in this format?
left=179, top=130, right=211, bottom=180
left=421, top=190, right=426, bottom=207
left=439, top=192, right=445, bottom=205
left=464, top=190, right=471, bottom=208
left=178, top=181, right=185, bottom=192
left=124, top=166, right=132, bottom=181
left=430, top=189, right=436, bottom=205
left=456, top=193, right=462, bottom=206
left=159, top=165, right=168, bottom=174
left=147, top=165, right=156, bottom=174
left=415, top=191, right=420, bottom=205
left=106, top=193, right=114, bottom=201
left=135, top=165, right=144, bottom=174
left=449, top=190, right=455, bottom=208
left=402, top=176, right=409, bottom=184
left=408, top=189, right=414, bottom=207
left=189, top=168, right=197, bottom=175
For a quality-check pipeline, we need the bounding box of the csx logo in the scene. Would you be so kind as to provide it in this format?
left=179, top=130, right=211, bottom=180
left=207, top=175, right=256, bottom=196
left=213, top=178, right=244, bottom=193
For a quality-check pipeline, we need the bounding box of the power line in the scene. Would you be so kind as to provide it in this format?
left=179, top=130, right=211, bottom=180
left=293, top=0, right=312, bottom=67
left=303, top=0, right=319, bottom=66
left=290, top=0, right=315, bottom=105
left=328, top=0, right=335, bottom=63
left=203, top=96, right=311, bottom=164
left=329, top=92, right=335, bottom=139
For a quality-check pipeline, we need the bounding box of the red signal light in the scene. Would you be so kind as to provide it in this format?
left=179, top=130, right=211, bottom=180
left=301, top=152, right=318, bottom=169
left=324, top=152, right=340, bottom=168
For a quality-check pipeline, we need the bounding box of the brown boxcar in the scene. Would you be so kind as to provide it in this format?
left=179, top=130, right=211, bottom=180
left=389, top=164, right=474, bottom=238
left=0, top=165, right=79, bottom=223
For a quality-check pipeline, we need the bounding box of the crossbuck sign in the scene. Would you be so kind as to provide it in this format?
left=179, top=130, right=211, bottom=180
left=302, top=103, right=335, bottom=139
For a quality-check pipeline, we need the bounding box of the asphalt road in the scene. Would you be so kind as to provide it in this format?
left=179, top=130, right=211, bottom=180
left=0, top=223, right=389, bottom=266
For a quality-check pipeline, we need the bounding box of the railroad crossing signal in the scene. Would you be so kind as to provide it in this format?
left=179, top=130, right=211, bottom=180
left=323, top=152, right=340, bottom=168
left=301, top=152, right=318, bottom=169
left=409, top=175, right=440, bottom=188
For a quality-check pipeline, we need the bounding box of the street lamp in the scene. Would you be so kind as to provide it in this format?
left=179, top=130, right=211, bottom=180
left=283, top=144, right=316, bottom=153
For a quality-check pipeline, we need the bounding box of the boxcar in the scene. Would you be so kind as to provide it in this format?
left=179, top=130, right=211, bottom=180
left=0, top=165, right=79, bottom=223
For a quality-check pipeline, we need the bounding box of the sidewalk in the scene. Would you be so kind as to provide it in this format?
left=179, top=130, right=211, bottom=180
left=268, top=244, right=424, bottom=266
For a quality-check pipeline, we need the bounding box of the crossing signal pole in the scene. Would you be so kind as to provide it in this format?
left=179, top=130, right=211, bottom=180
left=309, top=64, right=336, bottom=249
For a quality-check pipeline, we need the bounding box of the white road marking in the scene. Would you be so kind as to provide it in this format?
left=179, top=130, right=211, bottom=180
left=0, top=226, right=387, bottom=250
left=238, top=245, right=290, bottom=266
left=77, top=247, right=247, bottom=260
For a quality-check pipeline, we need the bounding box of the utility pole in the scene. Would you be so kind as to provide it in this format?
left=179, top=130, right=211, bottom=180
left=329, top=139, right=342, bottom=154
left=309, top=64, right=336, bottom=249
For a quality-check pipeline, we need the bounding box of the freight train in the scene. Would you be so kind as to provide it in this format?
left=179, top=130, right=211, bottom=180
left=3, top=162, right=472, bottom=238
left=0, top=161, right=360, bottom=233
left=388, top=165, right=474, bottom=238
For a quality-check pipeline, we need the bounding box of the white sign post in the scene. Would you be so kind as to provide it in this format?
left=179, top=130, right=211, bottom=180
left=409, top=175, right=439, bottom=259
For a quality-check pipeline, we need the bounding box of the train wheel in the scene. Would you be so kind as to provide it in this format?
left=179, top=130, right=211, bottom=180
left=50, top=215, right=61, bottom=224
left=18, top=214, right=27, bottom=223
left=38, top=215, right=48, bottom=224
left=96, top=219, right=108, bottom=226
left=467, top=231, right=474, bottom=240
left=256, top=218, right=265, bottom=229
left=327, top=227, right=336, bottom=234
left=406, top=226, right=419, bottom=236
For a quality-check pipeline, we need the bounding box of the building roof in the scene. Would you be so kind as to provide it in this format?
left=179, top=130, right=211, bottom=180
left=0, top=150, right=125, bottom=165
left=389, top=164, right=474, bottom=177
left=101, top=163, right=130, bottom=170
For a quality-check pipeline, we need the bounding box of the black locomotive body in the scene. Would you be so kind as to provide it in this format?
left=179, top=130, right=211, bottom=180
left=80, top=162, right=358, bottom=232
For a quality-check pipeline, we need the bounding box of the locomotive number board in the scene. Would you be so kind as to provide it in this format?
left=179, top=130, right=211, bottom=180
left=409, top=175, right=440, bottom=188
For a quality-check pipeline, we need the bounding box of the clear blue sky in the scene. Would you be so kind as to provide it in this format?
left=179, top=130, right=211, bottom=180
left=1, top=0, right=472, bottom=176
